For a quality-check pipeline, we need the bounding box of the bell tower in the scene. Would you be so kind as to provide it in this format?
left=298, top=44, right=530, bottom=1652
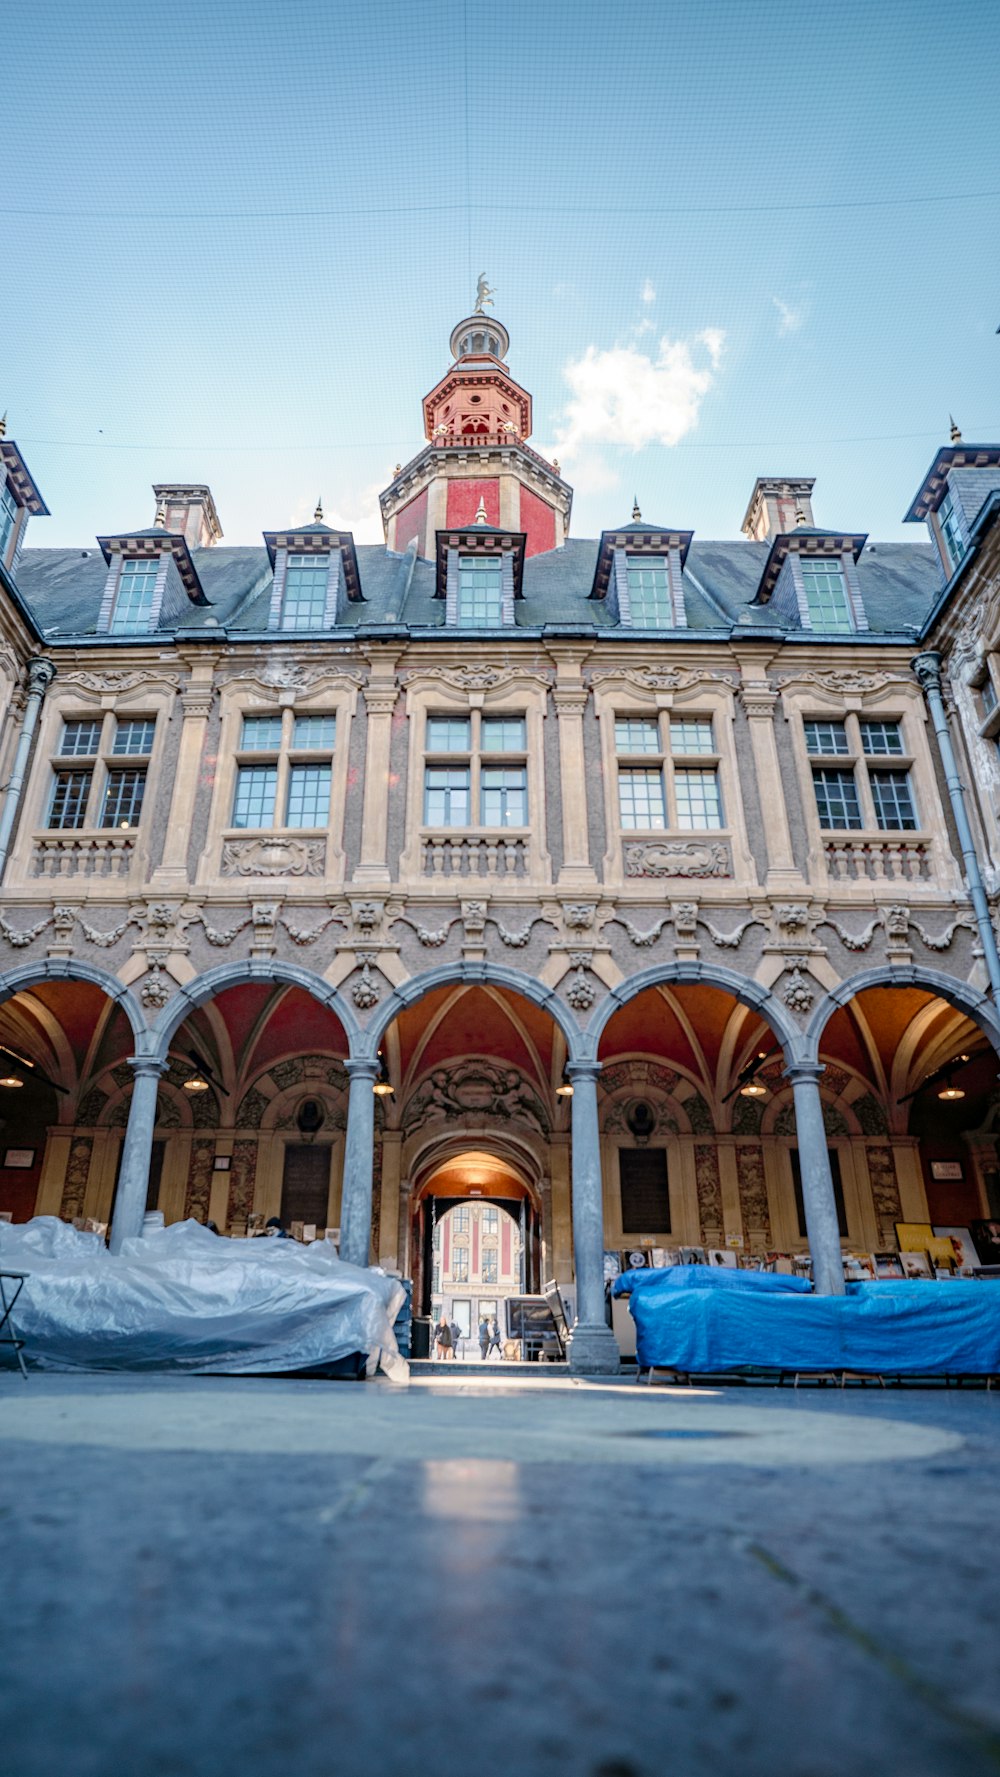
left=380, top=291, right=571, bottom=560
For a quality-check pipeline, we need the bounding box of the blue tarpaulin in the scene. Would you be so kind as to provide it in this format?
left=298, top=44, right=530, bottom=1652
left=612, top=1267, right=1000, bottom=1375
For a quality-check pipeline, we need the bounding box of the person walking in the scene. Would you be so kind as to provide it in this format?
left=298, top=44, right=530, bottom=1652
left=435, top=1313, right=453, bottom=1360
left=478, top=1315, right=490, bottom=1361
left=450, top=1317, right=462, bottom=1359
left=487, top=1314, right=503, bottom=1359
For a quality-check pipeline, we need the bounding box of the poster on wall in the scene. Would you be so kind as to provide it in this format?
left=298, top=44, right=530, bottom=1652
left=969, top=1221, right=1000, bottom=1266
left=932, top=1227, right=980, bottom=1271
left=3, top=1149, right=35, bottom=1169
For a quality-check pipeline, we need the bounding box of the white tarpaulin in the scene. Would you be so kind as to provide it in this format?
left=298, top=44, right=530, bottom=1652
left=0, top=1217, right=409, bottom=1382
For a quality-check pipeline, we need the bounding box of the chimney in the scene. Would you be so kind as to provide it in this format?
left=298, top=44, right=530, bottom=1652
left=152, top=484, right=223, bottom=549
left=741, top=477, right=815, bottom=542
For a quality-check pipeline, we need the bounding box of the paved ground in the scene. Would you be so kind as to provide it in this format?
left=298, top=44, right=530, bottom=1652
left=2, top=1373, right=999, bottom=1776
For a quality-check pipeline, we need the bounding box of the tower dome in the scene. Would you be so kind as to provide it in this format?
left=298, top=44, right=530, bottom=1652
left=449, top=313, right=511, bottom=363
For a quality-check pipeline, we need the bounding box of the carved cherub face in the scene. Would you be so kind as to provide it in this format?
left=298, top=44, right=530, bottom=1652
left=503, top=1070, right=519, bottom=1088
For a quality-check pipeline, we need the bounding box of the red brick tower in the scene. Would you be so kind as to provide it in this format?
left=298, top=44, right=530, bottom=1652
left=380, top=302, right=571, bottom=560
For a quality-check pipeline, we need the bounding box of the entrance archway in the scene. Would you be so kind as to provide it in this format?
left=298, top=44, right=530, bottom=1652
left=408, top=1143, right=539, bottom=1323
left=372, top=977, right=570, bottom=1313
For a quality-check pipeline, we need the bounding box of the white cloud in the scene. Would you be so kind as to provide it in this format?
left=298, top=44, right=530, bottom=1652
left=772, top=296, right=806, bottom=335
left=641, top=279, right=656, bottom=305
left=555, top=328, right=725, bottom=458
left=328, top=480, right=386, bottom=544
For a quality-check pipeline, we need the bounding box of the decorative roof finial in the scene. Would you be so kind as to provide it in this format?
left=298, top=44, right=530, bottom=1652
left=394, top=463, right=402, bottom=475
left=154, top=497, right=168, bottom=528
left=794, top=503, right=808, bottom=527
left=552, top=459, right=560, bottom=476
left=474, top=274, right=495, bottom=314
left=949, top=415, right=962, bottom=444
left=0, top=412, right=6, bottom=439
left=632, top=495, right=642, bottom=522
left=474, top=495, right=489, bottom=526
left=314, top=496, right=324, bottom=523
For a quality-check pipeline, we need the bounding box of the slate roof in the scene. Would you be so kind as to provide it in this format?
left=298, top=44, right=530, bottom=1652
left=13, top=535, right=945, bottom=641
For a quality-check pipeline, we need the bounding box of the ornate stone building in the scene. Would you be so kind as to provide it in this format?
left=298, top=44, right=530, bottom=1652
left=0, top=320, right=999, bottom=1372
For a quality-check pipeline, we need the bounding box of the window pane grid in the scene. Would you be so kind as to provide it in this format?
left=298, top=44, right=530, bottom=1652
left=859, top=720, right=903, bottom=757
left=232, top=765, right=277, bottom=828
left=424, top=767, right=470, bottom=826
left=286, top=763, right=332, bottom=828
left=801, top=559, right=852, bottom=633
left=626, top=559, right=672, bottom=627
left=111, top=561, right=159, bottom=632
left=292, top=714, right=336, bottom=749
left=241, top=716, right=282, bottom=751
left=812, top=768, right=862, bottom=829
left=102, top=769, right=146, bottom=829
left=59, top=719, right=103, bottom=758
left=480, top=767, right=527, bottom=826
left=615, top=718, right=660, bottom=755
left=481, top=716, right=526, bottom=753
left=618, top=768, right=666, bottom=829
left=675, top=768, right=722, bottom=829
left=0, top=482, right=16, bottom=558
left=281, top=555, right=329, bottom=630
left=482, top=1249, right=498, bottom=1284
left=804, top=719, right=849, bottom=756
left=669, top=718, right=714, bottom=755
left=870, top=770, right=917, bottom=831
left=457, top=556, right=502, bottom=626
left=426, top=716, right=472, bottom=753
left=112, top=719, right=155, bottom=757
left=48, top=769, right=92, bottom=830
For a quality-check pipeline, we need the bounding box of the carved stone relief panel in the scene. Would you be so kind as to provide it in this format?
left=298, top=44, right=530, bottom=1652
left=736, top=1144, right=772, bottom=1252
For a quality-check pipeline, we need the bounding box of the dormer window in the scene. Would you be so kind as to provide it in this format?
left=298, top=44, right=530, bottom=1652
left=626, top=557, right=673, bottom=626
left=938, top=490, right=966, bottom=571
left=110, top=558, right=161, bottom=632
left=0, top=479, right=17, bottom=565
left=800, top=559, right=853, bottom=633
left=281, top=553, right=330, bottom=630
left=458, top=555, right=503, bottom=625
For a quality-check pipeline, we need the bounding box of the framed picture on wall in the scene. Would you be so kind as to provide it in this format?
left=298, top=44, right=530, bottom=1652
left=3, top=1149, right=35, bottom=1169
left=930, top=1161, right=964, bottom=1182
left=933, top=1227, right=980, bottom=1271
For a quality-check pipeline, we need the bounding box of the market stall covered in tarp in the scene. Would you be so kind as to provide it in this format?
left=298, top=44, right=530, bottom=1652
left=0, top=1217, right=408, bottom=1382
left=612, top=1265, right=1000, bottom=1376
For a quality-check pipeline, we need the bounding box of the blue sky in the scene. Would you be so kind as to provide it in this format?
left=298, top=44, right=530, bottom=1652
left=3, top=0, right=999, bottom=549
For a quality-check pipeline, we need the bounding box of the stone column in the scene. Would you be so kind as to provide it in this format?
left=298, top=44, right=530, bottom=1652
left=547, top=644, right=597, bottom=887
left=786, top=1063, right=845, bottom=1296
left=566, top=1061, right=620, bottom=1373
left=353, top=653, right=400, bottom=886
left=109, top=1059, right=166, bottom=1254
left=152, top=681, right=215, bottom=884
left=0, top=658, right=55, bottom=879
left=339, top=1059, right=379, bottom=1266
left=738, top=677, right=801, bottom=890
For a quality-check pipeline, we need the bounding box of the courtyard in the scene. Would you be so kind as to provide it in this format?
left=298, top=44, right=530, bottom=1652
left=2, top=1373, right=999, bottom=1775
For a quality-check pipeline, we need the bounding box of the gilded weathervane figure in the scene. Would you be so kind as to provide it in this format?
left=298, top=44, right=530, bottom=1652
left=474, top=274, right=495, bottom=313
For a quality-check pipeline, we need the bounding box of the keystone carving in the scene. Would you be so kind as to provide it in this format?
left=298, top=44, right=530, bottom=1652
left=351, top=954, right=381, bottom=1009
left=782, top=966, right=815, bottom=1014
left=624, top=841, right=729, bottom=879
left=140, top=965, right=173, bottom=1010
